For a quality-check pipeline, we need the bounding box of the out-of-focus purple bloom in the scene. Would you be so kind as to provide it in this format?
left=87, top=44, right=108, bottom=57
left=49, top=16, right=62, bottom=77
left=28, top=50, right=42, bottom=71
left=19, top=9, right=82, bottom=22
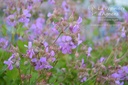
left=51, top=27, right=59, bottom=35
left=122, top=66, right=128, bottom=74
left=4, top=54, right=15, bottom=70
left=87, top=47, right=92, bottom=57
left=47, top=12, right=52, bottom=17
left=111, top=66, right=128, bottom=85
left=28, top=17, right=44, bottom=40
left=123, top=12, right=128, bottom=22
left=111, top=73, right=121, bottom=79
left=69, top=25, right=80, bottom=33
left=57, top=36, right=76, bottom=54
left=26, top=42, right=35, bottom=58
left=105, top=36, right=110, bottom=42
left=50, top=50, right=55, bottom=56
left=81, top=59, right=86, bottom=68
left=48, top=0, right=55, bottom=4
left=115, top=81, right=124, bottom=85
left=81, top=77, right=87, bottom=82
left=31, top=58, right=37, bottom=62
left=121, top=27, right=126, bottom=38
left=0, top=38, right=9, bottom=49
left=77, top=34, right=82, bottom=45
left=62, top=1, right=69, bottom=12
left=98, top=57, right=105, bottom=63
left=77, top=17, right=82, bottom=24
left=69, top=16, right=82, bottom=33
left=43, top=42, right=48, bottom=48
left=19, top=9, right=31, bottom=24
left=6, top=14, right=17, bottom=26
left=23, top=9, right=31, bottom=17
left=31, top=57, right=53, bottom=70
left=36, top=18, right=45, bottom=29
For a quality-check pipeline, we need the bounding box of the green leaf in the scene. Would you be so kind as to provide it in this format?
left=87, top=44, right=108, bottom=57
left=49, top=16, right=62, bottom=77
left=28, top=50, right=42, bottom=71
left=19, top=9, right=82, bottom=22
left=6, top=68, right=19, bottom=80
left=1, top=24, right=7, bottom=36
left=16, top=23, right=27, bottom=36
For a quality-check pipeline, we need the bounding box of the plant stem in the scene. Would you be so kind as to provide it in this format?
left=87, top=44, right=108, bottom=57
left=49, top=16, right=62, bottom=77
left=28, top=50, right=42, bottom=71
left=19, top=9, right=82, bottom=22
left=18, top=68, right=23, bottom=85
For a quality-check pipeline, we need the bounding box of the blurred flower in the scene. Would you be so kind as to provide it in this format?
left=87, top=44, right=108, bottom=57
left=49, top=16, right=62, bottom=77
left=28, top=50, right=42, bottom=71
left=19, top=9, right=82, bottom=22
left=77, top=17, right=82, bottom=24
left=31, top=57, right=53, bottom=70
left=87, top=47, right=92, bottom=57
left=6, top=14, right=17, bottom=26
left=81, top=59, right=86, bottom=68
left=0, top=38, right=9, bottom=49
left=98, top=57, right=105, bottom=63
left=121, top=27, right=126, bottom=38
left=81, top=77, right=87, bottom=82
left=111, top=66, right=128, bottom=85
left=69, top=17, right=82, bottom=33
left=19, top=9, right=31, bottom=24
left=115, top=81, right=124, bottom=85
left=57, top=35, right=76, bottom=54
left=62, top=1, right=69, bottom=12
left=26, top=42, right=35, bottom=58
left=4, top=54, right=15, bottom=70
left=48, top=0, right=55, bottom=4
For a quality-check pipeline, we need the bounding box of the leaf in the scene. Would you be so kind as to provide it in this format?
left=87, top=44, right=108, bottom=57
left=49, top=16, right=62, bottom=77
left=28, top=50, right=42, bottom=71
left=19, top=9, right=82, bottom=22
left=16, top=23, right=27, bottom=36
left=6, top=68, right=19, bottom=80
left=1, top=24, right=7, bottom=36
left=17, top=40, right=27, bottom=53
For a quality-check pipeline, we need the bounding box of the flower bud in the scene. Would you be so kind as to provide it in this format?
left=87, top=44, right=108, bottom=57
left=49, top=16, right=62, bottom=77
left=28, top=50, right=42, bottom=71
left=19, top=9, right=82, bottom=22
left=15, top=61, right=20, bottom=68
left=24, top=61, right=29, bottom=65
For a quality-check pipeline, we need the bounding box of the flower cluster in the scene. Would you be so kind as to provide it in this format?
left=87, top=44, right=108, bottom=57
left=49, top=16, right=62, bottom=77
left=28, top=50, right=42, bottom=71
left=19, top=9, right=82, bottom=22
left=111, top=66, right=128, bottom=85
left=0, top=0, right=127, bottom=85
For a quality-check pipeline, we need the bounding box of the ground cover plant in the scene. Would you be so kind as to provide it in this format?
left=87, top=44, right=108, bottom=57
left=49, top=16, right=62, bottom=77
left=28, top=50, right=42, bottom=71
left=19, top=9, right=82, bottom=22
left=0, top=0, right=128, bottom=85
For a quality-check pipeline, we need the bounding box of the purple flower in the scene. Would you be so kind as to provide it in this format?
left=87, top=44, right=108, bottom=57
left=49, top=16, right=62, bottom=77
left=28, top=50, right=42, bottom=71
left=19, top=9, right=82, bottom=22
left=23, top=9, right=31, bottom=17
left=98, top=57, right=105, bottom=63
left=43, top=42, right=49, bottom=48
left=47, top=12, right=52, bottom=17
left=77, top=17, right=82, bottom=24
left=87, top=47, right=92, bottom=57
left=6, top=14, right=17, bottom=26
left=81, top=59, right=86, bottom=68
left=19, top=9, right=31, bottom=24
left=111, top=73, right=121, bottom=79
left=81, top=77, right=87, bottom=82
left=77, top=34, right=82, bottom=45
left=57, top=36, right=76, bottom=54
left=50, top=50, right=55, bottom=56
left=111, top=66, right=128, bottom=84
left=123, top=12, right=128, bottom=23
left=115, top=81, right=124, bottom=85
left=121, top=27, right=126, bottom=38
left=39, top=57, right=53, bottom=69
left=121, top=66, right=128, bottom=74
left=69, top=25, right=80, bottom=33
left=0, top=38, right=9, bottom=49
left=4, top=54, right=15, bottom=70
left=62, top=1, right=69, bottom=12
left=48, top=0, right=55, bottom=4
left=31, top=57, right=53, bottom=70
left=26, top=42, right=35, bottom=58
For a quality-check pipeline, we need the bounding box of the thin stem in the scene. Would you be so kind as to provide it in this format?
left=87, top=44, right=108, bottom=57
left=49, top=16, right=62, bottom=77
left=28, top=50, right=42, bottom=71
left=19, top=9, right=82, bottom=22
left=29, top=60, right=32, bottom=85
left=18, top=68, right=23, bottom=85
left=53, top=31, right=63, bottom=44
left=52, top=25, right=69, bottom=44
